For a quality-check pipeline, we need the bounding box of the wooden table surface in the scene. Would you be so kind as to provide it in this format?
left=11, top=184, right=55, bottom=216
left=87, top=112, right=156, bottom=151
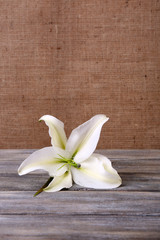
left=0, top=149, right=160, bottom=240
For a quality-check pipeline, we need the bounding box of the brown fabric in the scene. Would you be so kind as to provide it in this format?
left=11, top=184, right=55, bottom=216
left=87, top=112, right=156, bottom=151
left=0, top=0, right=160, bottom=149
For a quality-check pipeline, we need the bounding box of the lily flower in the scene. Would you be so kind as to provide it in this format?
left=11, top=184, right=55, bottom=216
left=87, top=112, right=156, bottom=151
left=18, top=114, right=122, bottom=193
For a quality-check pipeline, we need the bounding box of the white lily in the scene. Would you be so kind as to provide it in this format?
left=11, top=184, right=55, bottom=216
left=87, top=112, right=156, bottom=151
left=18, top=114, right=122, bottom=194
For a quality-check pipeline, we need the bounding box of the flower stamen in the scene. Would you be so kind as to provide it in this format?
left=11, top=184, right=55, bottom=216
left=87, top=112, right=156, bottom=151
left=56, top=155, right=81, bottom=169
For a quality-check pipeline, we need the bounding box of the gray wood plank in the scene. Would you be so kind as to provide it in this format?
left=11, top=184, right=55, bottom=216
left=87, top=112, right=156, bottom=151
left=0, top=173, right=160, bottom=192
left=1, top=149, right=160, bottom=160
left=0, top=150, right=160, bottom=240
left=0, top=191, right=160, bottom=216
left=1, top=158, right=160, bottom=174
left=0, top=215, right=160, bottom=240
left=0, top=232, right=160, bottom=240
left=1, top=233, right=160, bottom=240
left=1, top=232, right=159, bottom=240
left=0, top=149, right=160, bottom=192
left=1, top=149, right=160, bottom=174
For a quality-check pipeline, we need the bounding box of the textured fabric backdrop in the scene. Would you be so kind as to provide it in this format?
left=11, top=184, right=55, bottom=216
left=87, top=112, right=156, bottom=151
left=0, top=0, right=160, bottom=149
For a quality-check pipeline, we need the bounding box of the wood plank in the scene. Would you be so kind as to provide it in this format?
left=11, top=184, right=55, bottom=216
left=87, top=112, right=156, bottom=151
left=1, top=150, right=160, bottom=174
left=0, top=150, right=160, bottom=192
left=0, top=191, right=160, bottom=216
left=0, top=215, right=159, bottom=239
left=1, top=158, right=160, bottom=174
left=0, top=173, right=160, bottom=192
left=1, top=232, right=160, bottom=240
left=99, top=149, right=160, bottom=160
left=1, top=149, right=160, bottom=160
left=0, top=150, right=160, bottom=239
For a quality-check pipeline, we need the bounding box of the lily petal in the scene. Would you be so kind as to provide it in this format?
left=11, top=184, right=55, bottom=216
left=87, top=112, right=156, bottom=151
left=71, top=153, right=122, bottom=189
left=18, top=147, right=68, bottom=177
left=44, top=171, right=72, bottom=192
left=39, top=115, right=67, bottom=149
left=66, top=115, right=109, bottom=163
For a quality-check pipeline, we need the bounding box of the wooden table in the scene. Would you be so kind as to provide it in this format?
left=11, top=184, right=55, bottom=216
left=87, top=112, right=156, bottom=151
left=0, top=150, right=160, bottom=240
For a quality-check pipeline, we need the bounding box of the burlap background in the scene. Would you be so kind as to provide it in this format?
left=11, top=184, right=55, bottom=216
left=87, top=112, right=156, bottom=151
left=0, top=0, right=159, bottom=149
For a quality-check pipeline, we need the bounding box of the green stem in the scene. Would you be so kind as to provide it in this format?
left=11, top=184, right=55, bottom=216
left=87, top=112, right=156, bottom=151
left=34, top=177, right=53, bottom=197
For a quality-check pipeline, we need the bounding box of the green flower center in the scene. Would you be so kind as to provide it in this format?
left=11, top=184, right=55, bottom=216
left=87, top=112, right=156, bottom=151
left=56, top=154, right=81, bottom=169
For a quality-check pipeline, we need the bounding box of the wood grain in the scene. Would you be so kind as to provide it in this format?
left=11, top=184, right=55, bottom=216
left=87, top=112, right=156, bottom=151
left=0, top=191, right=160, bottom=216
left=0, top=0, right=160, bottom=149
left=0, top=149, right=160, bottom=239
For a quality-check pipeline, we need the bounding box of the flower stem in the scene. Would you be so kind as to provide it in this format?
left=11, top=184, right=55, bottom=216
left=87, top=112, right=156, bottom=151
left=34, top=177, right=53, bottom=197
